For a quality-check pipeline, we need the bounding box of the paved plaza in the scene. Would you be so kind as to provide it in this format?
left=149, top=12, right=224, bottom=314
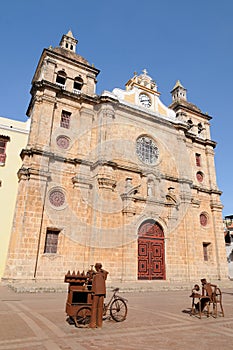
left=0, top=284, right=233, bottom=350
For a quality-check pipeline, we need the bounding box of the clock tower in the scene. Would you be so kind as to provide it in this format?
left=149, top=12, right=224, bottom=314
left=112, top=69, right=176, bottom=119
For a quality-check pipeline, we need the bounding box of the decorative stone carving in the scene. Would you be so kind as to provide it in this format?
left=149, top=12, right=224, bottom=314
left=72, top=175, right=93, bottom=189
left=147, top=179, right=155, bottom=197
left=97, top=176, right=116, bottom=191
left=56, top=135, right=70, bottom=149
left=125, top=177, right=133, bottom=191
left=166, top=187, right=177, bottom=206
left=49, top=189, right=66, bottom=207
left=121, top=179, right=141, bottom=216
left=102, top=108, right=115, bottom=120
left=17, top=167, right=51, bottom=181
left=191, top=197, right=201, bottom=207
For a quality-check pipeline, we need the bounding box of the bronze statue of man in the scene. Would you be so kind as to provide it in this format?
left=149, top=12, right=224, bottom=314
left=89, top=263, right=108, bottom=328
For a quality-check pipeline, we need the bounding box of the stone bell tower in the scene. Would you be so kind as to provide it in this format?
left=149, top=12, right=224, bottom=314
left=59, top=30, right=78, bottom=52
left=3, top=31, right=100, bottom=282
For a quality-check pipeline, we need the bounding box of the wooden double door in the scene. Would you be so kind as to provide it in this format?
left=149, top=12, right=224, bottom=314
left=138, top=220, right=166, bottom=280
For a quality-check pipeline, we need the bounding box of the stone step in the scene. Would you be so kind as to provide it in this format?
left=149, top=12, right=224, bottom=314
left=2, top=279, right=232, bottom=293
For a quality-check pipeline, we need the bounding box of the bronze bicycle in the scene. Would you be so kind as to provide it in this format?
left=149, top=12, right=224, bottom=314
left=76, top=288, right=128, bottom=325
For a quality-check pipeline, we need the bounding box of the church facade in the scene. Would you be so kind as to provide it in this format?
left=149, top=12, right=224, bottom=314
left=3, top=31, right=228, bottom=286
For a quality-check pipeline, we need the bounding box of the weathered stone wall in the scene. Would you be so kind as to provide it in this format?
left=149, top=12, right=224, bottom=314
left=3, top=34, right=228, bottom=287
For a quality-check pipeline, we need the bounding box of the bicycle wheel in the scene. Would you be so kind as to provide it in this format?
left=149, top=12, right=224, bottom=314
left=76, top=306, right=91, bottom=325
left=110, top=298, right=127, bottom=322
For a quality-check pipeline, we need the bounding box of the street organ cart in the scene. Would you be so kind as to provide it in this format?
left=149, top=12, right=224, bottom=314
left=65, top=269, right=93, bottom=327
left=64, top=267, right=128, bottom=327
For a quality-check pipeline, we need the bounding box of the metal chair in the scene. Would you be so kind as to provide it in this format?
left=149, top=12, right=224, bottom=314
left=201, top=281, right=224, bottom=318
left=190, top=281, right=224, bottom=318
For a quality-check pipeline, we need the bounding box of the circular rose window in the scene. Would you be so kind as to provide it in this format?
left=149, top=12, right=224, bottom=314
left=49, top=189, right=65, bottom=208
left=196, top=171, right=204, bottom=183
left=136, top=136, right=159, bottom=165
left=200, top=213, right=208, bottom=226
left=56, top=136, right=70, bottom=149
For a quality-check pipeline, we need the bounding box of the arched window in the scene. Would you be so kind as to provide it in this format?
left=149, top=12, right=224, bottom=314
left=196, top=171, right=204, bottom=183
left=187, top=119, right=193, bottom=129
left=73, top=76, right=84, bottom=93
left=200, top=212, right=208, bottom=226
left=56, top=70, right=66, bottom=89
left=198, top=123, right=203, bottom=134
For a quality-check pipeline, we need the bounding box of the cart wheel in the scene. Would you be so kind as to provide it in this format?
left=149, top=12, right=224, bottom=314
left=110, top=298, right=127, bottom=322
left=76, top=307, right=91, bottom=325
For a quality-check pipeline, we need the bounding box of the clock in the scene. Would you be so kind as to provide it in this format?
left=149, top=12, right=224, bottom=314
left=139, top=93, right=152, bottom=108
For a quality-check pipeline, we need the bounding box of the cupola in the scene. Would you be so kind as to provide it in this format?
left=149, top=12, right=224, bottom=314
left=171, top=80, right=187, bottom=102
left=125, top=69, right=158, bottom=93
left=59, top=30, right=78, bottom=53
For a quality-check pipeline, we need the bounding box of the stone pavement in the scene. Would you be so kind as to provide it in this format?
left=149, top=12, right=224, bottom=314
left=0, top=284, right=233, bottom=350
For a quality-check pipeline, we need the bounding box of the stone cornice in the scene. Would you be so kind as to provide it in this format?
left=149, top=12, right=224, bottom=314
left=170, top=101, right=212, bottom=121
left=27, top=80, right=98, bottom=116
left=72, top=175, right=93, bottom=189
left=17, top=167, right=51, bottom=181
left=19, top=150, right=221, bottom=197
left=192, top=184, right=222, bottom=195
left=210, top=201, right=224, bottom=210
left=183, top=131, right=217, bottom=148
left=115, top=102, right=176, bottom=128
left=42, top=48, right=100, bottom=75
left=20, top=148, right=92, bottom=166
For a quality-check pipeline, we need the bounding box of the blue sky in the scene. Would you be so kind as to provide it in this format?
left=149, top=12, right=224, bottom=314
left=1, top=0, right=233, bottom=215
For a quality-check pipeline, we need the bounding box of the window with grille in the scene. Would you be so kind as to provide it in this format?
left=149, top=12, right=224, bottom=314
left=60, top=110, right=71, bottom=129
left=195, top=153, right=201, bottom=166
left=136, top=136, right=159, bottom=165
left=0, top=137, right=10, bottom=165
left=44, top=229, right=60, bottom=254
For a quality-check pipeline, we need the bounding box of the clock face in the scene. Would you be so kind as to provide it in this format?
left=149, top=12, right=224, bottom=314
left=139, top=93, right=152, bottom=108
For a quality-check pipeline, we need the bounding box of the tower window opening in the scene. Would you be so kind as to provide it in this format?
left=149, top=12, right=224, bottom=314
left=198, top=123, right=203, bottom=134
left=56, top=70, right=66, bottom=88
left=187, top=119, right=193, bottom=129
left=73, top=76, right=84, bottom=93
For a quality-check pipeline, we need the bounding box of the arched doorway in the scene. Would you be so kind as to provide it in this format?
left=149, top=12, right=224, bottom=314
left=138, top=219, right=166, bottom=280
